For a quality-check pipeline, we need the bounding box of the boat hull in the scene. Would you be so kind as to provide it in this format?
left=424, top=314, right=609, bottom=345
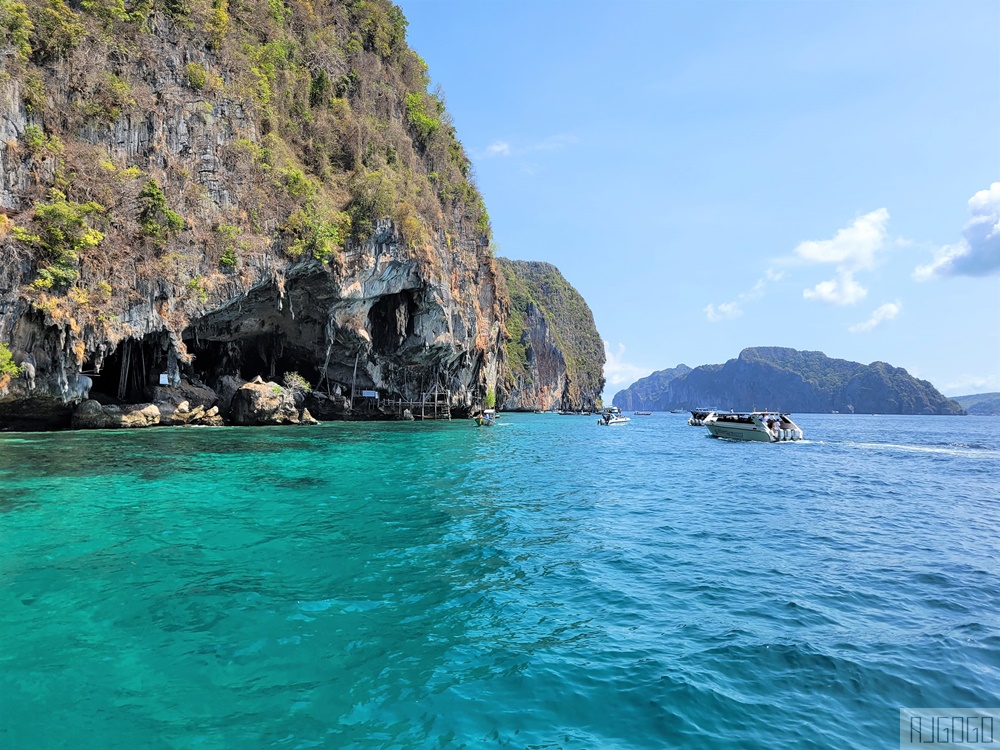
left=704, top=422, right=774, bottom=442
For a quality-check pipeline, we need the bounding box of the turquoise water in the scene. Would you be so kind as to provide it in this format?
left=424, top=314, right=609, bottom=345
left=1, top=413, right=998, bottom=749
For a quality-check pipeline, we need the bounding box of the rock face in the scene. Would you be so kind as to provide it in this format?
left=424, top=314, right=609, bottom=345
left=497, top=259, right=604, bottom=411
left=612, top=365, right=692, bottom=411
left=229, top=380, right=302, bottom=425
left=148, top=381, right=218, bottom=424
left=0, top=0, right=505, bottom=429
left=613, top=347, right=964, bottom=415
left=72, top=400, right=160, bottom=429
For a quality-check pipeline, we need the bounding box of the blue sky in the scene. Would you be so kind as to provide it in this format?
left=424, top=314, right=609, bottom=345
left=398, top=0, right=1000, bottom=399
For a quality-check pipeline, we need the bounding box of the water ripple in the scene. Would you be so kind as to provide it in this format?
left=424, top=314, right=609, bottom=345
left=0, top=414, right=998, bottom=748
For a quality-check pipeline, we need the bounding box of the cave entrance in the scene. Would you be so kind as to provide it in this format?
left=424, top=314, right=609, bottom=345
left=368, top=291, right=417, bottom=355
left=86, top=335, right=167, bottom=404
left=183, top=334, right=322, bottom=390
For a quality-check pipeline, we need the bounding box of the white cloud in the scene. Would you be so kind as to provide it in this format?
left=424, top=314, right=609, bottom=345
left=477, top=134, right=578, bottom=160
left=794, top=208, right=890, bottom=306
left=942, top=373, right=1000, bottom=395
left=485, top=141, right=511, bottom=157
left=704, top=269, right=783, bottom=322
left=849, top=301, right=901, bottom=333
left=794, top=208, right=890, bottom=269
left=704, top=301, right=743, bottom=322
left=803, top=271, right=868, bottom=305
left=533, top=133, right=580, bottom=151
left=914, top=182, right=1000, bottom=280
left=764, top=268, right=785, bottom=282
left=603, top=342, right=651, bottom=386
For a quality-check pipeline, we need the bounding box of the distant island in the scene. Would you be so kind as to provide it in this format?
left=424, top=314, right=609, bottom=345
left=613, top=347, right=964, bottom=415
left=952, top=393, right=1000, bottom=416
left=611, top=365, right=692, bottom=411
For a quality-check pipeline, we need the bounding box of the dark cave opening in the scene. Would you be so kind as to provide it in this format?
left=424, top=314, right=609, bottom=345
left=183, top=334, right=323, bottom=390
left=86, top=336, right=168, bottom=404
left=368, top=291, right=417, bottom=355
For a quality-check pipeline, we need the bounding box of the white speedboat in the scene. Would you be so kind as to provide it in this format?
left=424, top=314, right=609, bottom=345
left=703, top=411, right=803, bottom=442
left=597, top=407, right=630, bottom=426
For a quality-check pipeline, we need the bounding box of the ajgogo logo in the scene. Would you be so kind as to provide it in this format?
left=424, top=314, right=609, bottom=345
left=900, top=708, right=999, bottom=747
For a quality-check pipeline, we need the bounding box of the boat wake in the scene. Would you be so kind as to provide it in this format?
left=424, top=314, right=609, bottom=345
left=842, top=441, right=999, bottom=459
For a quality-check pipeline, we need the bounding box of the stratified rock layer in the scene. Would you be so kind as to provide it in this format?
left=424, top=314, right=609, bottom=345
left=1, top=218, right=503, bottom=428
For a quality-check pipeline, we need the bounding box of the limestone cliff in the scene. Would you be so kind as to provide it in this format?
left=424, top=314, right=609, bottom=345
left=613, top=347, right=964, bottom=415
left=612, top=364, right=691, bottom=411
left=0, top=0, right=504, bottom=428
left=497, top=259, right=604, bottom=411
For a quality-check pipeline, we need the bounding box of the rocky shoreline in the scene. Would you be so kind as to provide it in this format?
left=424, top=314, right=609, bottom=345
left=2, top=369, right=455, bottom=431
left=68, top=375, right=322, bottom=430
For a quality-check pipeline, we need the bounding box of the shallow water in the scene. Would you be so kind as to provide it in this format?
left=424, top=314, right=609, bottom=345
left=1, top=413, right=998, bottom=748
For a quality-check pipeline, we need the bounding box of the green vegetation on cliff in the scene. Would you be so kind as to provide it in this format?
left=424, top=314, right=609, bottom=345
left=498, top=259, right=604, bottom=410
left=499, top=261, right=533, bottom=377
left=0, top=0, right=490, bottom=336
left=0, top=343, right=22, bottom=381
left=737, top=347, right=865, bottom=394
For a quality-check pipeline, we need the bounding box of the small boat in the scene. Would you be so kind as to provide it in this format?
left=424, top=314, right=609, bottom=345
left=597, top=406, right=630, bottom=426
left=702, top=411, right=803, bottom=442
left=475, top=408, right=496, bottom=427
left=634, top=411, right=652, bottom=416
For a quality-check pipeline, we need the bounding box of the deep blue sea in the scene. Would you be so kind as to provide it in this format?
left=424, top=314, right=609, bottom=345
left=1, top=413, right=998, bottom=749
